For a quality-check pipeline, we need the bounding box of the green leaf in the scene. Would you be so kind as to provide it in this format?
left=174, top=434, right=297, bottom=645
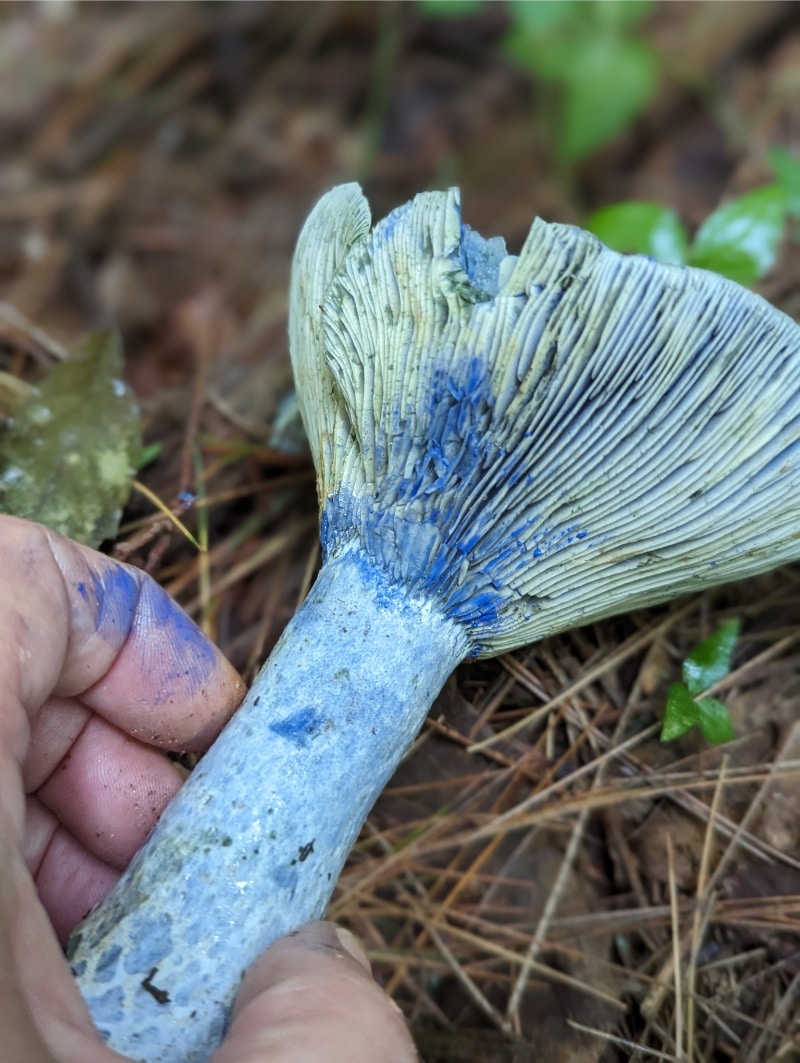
left=0, top=331, right=141, bottom=547
left=510, top=0, right=579, bottom=32
left=416, top=0, right=487, bottom=17
left=586, top=202, right=688, bottom=263
left=661, top=686, right=734, bottom=745
left=682, top=618, right=740, bottom=697
left=695, top=697, right=735, bottom=744
left=557, top=37, right=658, bottom=161
left=660, top=682, right=700, bottom=742
left=501, top=25, right=574, bottom=79
left=662, top=620, right=740, bottom=744
left=767, top=147, right=800, bottom=218
left=689, top=184, right=787, bottom=284
left=138, top=441, right=163, bottom=470
left=595, top=0, right=654, bottom=28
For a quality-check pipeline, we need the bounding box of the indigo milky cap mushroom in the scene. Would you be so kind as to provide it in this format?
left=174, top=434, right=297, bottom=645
left=69, top=184, right=800, bottom=1061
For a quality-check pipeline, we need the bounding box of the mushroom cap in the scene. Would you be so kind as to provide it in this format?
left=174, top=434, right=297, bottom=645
left=290, top=184, right=800, bottom=657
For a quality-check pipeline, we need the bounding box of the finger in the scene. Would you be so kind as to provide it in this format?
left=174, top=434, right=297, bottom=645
left=0, top=515, right=245, bottom=752
left=78, top=571, right=243, bottom=750
left=0, top=830, right=126, bottom=1063
left=22, top=799, right=119, bottom=945
left=21, top=696, right=89, bottom=793
left=34, top=713, right=184, bottom=866
left=25, top=707, right=188, bottom=933
left=213, top=922, right=418, bottom=1063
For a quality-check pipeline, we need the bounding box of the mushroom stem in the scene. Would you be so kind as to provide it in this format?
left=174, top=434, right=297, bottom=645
left=68, top=544, right=467, bottom=1063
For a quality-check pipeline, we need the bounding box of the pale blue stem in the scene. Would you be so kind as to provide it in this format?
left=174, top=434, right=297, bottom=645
left=68, top=545, right=468, bottom=1063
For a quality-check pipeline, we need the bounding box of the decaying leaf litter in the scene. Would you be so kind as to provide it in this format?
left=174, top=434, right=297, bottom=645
left=0, top=3, right=799, bottom=1060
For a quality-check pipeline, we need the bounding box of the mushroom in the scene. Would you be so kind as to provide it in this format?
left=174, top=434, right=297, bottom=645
left=69, top=184, right=800, bottom=1062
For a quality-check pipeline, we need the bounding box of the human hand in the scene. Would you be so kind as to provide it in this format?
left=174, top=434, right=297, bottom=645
left=0, top=515, right=417, bottom=1062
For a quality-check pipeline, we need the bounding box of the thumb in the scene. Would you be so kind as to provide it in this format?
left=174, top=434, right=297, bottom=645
left=211, top=922, right=419, bottom=1063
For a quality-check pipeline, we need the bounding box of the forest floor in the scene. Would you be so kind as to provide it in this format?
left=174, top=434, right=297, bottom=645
left=1, top=3, right=799, bottom=1060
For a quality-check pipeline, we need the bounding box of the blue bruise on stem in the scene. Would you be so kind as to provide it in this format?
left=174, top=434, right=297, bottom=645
left=268, top=706, right=328, bottom=747
left=93, top=945, right=122, bottom=984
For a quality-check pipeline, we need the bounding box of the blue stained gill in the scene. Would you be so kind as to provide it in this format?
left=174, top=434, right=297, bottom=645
left=303, top=185, right=800, bottom=655
left=320, top=340, right=588, bottom=644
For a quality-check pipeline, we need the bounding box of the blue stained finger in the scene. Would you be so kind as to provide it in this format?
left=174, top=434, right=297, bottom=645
left=74, top=563, right=140, bottom=636
left=132, top=578, right=219, bottom=700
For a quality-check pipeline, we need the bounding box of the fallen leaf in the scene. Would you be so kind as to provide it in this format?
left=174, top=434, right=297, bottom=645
left=0, top=330, right=141, bottom=546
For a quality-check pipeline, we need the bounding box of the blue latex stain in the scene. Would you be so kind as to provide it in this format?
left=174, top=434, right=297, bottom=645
left=121, top=911, right=173, bottom=975
left=317, top=325, right=597, bottom=646
left=269, top=707, right=324, bottom=747
left=371, top=199, right=411, bottom=246
left=460, top=225, right=506, bottom=295
left=91, top=985, right=125, bottom=1025
left=141, top=578, right=217, bottom=690
left=76, top=563, right=140, bottom=636
left=271, top=860, right=300, bottom=898
left=391, top=356, right=491, bottom=508
left=94, top=944, right=122, bottom=984
left=318, top=211, right=609, bottom=649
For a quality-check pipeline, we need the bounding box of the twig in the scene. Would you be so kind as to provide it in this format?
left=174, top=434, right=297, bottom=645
left=686, top=757, right=728, bottom=1059
left=0, top=302, right=68, bottom=360
left=469, top=601, right=699, bottom=752
left=666, top=834, right=685, bottom=1060
left=566, top=1019, right=679, bottom=1060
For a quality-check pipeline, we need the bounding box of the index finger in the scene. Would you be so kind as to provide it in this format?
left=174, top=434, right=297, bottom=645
left=1, top=515, right=245, bottom=752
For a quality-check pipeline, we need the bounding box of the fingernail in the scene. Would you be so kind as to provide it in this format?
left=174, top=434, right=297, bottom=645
left=333, top=926, right=371, bottom=972
left=289, top=921, right=372, bottom=973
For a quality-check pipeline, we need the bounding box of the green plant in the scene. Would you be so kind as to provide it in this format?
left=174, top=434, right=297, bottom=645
left=416, top=0, right=486, bottom=14
left=767, top=146, right=800, bottom=216
left=504, top=0, right=658, bottom=163
left=587, top=149, right=800, bottom=285
left=660, top=619, right=740, bottom=744
left=418, top=0, right=658, bottom=164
